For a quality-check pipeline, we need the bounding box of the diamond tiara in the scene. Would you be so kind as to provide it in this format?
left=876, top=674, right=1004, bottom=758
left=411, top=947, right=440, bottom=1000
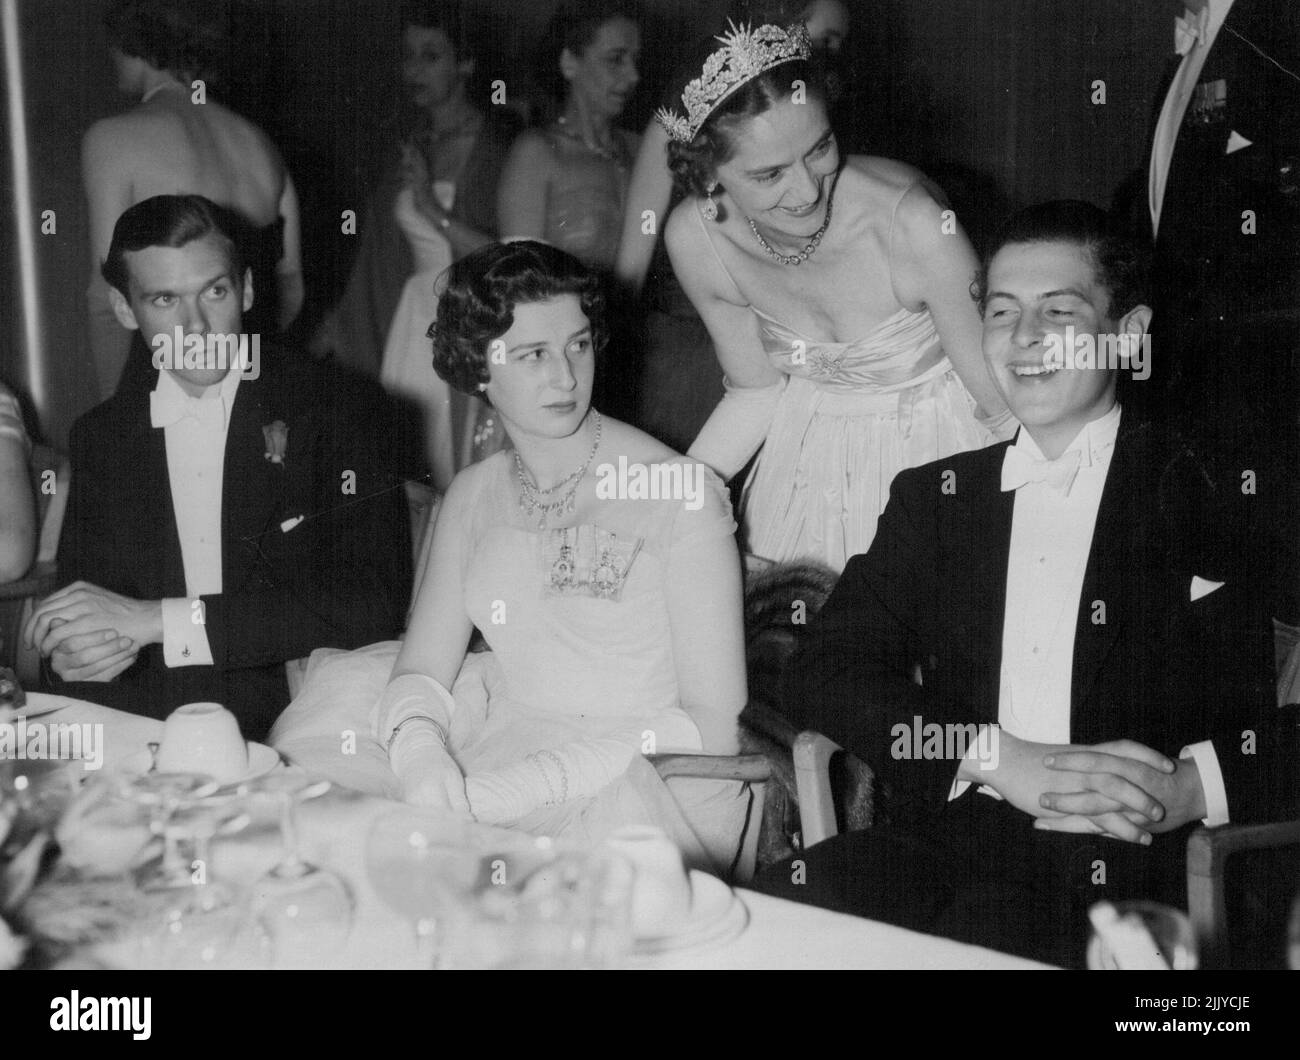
left=655, top=21, right=812, bottom=144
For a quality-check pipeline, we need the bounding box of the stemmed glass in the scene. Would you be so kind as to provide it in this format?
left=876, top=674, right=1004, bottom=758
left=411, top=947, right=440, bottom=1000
left=245, top=773, right=353, bottom=967
left=364, top=810, right=490, bottom=968
left=134, top=799, right=271, bottom=969
left=114, top=772, right=220, bottom=893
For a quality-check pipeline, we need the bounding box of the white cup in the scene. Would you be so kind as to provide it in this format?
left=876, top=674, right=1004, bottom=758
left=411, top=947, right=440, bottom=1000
left=602, top=826, right=693, bottom=939
left=155, top=702, right=248, bottom=783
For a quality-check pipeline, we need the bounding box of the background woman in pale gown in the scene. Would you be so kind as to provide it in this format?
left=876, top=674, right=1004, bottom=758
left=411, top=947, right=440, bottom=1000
left=84, top=0, right=303, bottom=399
left=496, top=0, right=642, bottom=270
left=0, top=380, right=35, bottom=584
left=318, top=1, right=518, bottom=491
left=664, top=23, right=1016, bottom=571
left=370, top=241, right=751, bottom=870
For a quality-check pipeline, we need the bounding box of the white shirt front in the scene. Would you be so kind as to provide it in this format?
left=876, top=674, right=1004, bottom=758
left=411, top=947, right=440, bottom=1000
left=1149, top=0, right=1235, bottom=236
left=998, top=403, right=1122, bottom=743
left=149, top=368, right=242, bottom=667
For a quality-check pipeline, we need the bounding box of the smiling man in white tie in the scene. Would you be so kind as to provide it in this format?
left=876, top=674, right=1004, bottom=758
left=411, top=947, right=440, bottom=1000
left=756, top=201, right=1295, bottom=967
left=23, top=195, right=413, bottom=742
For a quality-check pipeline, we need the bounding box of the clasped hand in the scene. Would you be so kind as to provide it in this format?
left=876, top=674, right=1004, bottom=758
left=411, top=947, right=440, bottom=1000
left=22, top=581, right=161, bottom=682
left=969, top=729, right=1208, bottom=844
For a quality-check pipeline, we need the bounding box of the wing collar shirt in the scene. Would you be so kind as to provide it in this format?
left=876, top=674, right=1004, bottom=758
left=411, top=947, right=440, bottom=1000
left=149, top=367, right=242, bottom=667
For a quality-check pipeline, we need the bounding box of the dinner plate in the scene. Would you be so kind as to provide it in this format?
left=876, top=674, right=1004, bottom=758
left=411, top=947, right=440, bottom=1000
left=631, top=871, right=749, bottom=956
left=115, top=741, right=283, bottom=788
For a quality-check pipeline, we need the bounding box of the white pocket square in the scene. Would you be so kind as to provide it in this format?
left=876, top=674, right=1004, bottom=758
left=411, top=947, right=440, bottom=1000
left=1226, top=130, right=1253, bottom=154
left=1190, top=575, right=1226, bottom=602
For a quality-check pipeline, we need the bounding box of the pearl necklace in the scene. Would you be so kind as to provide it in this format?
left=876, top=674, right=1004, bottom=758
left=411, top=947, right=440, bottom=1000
left=747, top=190, right=835, bottom=266
left=515, top=412, right=603, bottom=530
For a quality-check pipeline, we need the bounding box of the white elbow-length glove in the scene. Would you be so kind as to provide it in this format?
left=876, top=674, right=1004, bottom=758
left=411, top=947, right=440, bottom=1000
left=687, top=377, right=786, bottom=482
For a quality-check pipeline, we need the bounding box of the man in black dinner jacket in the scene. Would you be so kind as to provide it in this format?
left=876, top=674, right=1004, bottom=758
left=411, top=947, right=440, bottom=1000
left=24, top=195, right=412, bottom=743
left=757, top=202, right=1296, bottom=968
left=1126, top=0, right=1299, bottom=625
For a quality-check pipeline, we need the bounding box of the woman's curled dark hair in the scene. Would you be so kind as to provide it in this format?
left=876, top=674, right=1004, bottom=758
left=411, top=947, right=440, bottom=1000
left=430, top=241, right=609, bottom=399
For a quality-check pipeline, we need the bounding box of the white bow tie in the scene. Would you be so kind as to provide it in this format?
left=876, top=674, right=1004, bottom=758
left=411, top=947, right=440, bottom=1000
left=1001, top=446, right=1083, bottom=496
left=149, top=387, right=227, bottom=430
left=1175, top=8, right=1207, bottom=56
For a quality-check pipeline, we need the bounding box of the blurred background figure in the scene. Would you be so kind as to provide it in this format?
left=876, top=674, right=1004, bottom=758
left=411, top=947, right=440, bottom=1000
left=496, top=0, right=642, bottom=271
left=496, top=0, right=645, bottom=421
left=1119, top=0, right=1299, bottom=637
left=83, top=0, right=304, bottom=399
left=318, top=1, right=519, bottom=492
left=0, top=380, right=35, bottom=585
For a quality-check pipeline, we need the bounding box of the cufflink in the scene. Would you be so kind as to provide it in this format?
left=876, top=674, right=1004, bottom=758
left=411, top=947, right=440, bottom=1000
left=182, top=646, right=191, bottom=658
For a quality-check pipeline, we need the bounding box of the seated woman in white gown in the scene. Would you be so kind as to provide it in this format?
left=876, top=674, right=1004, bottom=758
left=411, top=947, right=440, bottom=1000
left=273, top=241, right=751, bottom=873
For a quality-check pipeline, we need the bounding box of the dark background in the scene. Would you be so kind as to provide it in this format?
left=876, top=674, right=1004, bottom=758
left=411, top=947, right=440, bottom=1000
left=2, top=0, right=1169, bottom=450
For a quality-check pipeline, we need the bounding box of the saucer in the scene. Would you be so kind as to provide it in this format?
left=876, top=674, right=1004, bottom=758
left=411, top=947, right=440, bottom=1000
left=631, top=871, right=749, bottom=956
left=117, top=742, right=282, bottom=788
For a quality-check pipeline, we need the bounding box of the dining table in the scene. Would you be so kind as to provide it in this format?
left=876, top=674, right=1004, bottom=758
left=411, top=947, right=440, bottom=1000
left=4, top=693, right=1051, bottom=971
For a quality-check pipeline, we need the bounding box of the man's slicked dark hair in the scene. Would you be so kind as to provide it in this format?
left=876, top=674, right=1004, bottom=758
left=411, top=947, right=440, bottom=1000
left=101, top=194, right=248, bottom=297
left=971, top=199, right=1150, bottom=319
left=431, top=240, right=608, bottom=399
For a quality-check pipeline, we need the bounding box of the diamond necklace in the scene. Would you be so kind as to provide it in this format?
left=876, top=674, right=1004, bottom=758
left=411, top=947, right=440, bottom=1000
left=515, top=411, right=603, bottom=530
left=747, top=189, right=834, bottom=266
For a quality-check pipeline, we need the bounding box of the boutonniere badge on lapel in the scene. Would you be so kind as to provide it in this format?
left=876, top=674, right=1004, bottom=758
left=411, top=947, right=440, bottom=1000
left=262, top=420, right=289, bottom=465
left=262, top=420, right=303, bottom=533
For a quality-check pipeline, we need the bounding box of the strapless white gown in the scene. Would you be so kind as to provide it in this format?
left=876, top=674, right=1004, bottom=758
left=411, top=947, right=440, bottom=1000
left=381, top=185, right=503, bottom=492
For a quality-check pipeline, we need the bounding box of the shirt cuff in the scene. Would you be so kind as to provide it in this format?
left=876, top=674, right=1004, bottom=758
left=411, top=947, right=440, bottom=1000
left=161, top=597, right=214, bottom=667
left=947, top=724, right=1002, bottom=802
left=1180, top=741, right=1229, bottom=827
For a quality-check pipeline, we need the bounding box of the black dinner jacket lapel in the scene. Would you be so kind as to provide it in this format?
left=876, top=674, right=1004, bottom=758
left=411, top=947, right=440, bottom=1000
left=937, top=442, right=1015, bottom=725
left=1067, top=417, right=1152, bottom=741
left=111, top=383, right=187, bottom=603
left=220, top=356, right=291, bottom=602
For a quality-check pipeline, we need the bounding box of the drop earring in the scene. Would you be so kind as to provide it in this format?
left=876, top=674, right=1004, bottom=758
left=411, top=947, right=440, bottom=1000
left=702, top=181, right=719, bottom=222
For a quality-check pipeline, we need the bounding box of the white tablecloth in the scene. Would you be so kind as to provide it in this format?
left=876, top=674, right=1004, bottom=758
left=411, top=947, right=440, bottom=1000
left=12, top=694, right=1049, bottom=970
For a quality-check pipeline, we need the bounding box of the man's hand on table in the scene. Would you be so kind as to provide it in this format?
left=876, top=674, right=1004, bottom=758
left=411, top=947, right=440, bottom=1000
left=959, top=729, right=1202, bottom=845
left=23, top=582, right=161, bottom=681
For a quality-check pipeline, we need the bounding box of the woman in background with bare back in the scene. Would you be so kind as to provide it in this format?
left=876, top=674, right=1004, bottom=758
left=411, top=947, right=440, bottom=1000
left=82, top=0, right=303, bottom=399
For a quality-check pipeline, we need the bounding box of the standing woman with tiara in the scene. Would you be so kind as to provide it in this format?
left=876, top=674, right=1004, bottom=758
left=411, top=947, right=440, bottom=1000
left=662, top=22, right=1016, bottom=571
left=615, top=0, right=853, bottom=452
left=84, top=0, right=303, bottom=399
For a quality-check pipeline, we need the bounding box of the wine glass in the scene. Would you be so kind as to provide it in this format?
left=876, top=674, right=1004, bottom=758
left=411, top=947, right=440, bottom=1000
left=245, top=774, right=353, bottom=967
left=114, top=772, right=220, bottom=893
left=134, top=800, right=271, bottom=969
left=451, top=841, right=635, bottom=969
left=364, top=810, right=490, bottom=967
